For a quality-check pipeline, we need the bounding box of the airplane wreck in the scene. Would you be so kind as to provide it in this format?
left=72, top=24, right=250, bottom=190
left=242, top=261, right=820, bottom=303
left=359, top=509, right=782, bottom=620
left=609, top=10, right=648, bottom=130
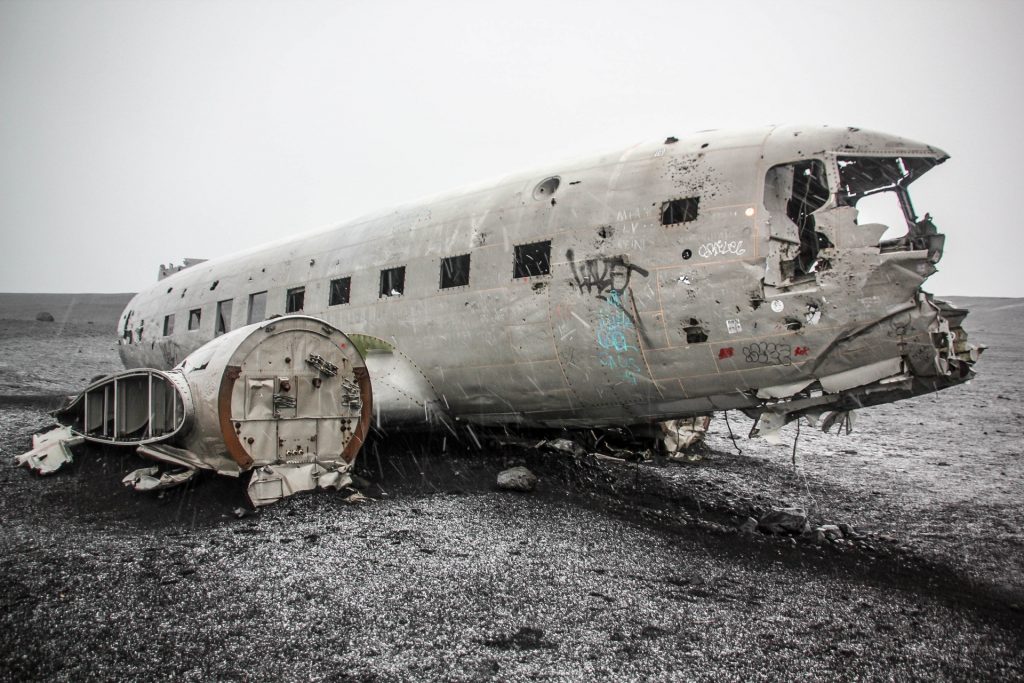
left=20, top=124, right=982, bottom=505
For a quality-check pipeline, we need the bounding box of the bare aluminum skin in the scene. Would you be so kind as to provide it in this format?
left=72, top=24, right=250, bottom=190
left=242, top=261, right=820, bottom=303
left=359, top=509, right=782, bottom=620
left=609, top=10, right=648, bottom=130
left=114, top=124, right=979, bottom=435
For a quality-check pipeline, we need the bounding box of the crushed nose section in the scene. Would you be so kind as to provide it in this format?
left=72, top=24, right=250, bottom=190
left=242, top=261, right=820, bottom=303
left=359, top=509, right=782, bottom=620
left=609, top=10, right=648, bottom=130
left=898, top=294, right=983, bottom=390
left=18, top=316, right=373, bottom=506
left=747, top=294, right=982, bottom=441
left=748, top=134, right=982, bottom=441
left=931, top=297, right=984, bottom=374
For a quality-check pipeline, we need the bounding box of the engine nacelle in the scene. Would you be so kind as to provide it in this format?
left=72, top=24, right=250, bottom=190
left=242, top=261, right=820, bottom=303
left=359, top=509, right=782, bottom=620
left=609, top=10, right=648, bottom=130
left=37, top=316, right=372, bottom=505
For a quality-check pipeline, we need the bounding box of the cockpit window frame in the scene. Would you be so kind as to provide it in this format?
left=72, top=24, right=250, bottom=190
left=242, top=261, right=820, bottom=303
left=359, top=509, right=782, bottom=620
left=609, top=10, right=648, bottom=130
left=836, top=154, right=944, bottom=226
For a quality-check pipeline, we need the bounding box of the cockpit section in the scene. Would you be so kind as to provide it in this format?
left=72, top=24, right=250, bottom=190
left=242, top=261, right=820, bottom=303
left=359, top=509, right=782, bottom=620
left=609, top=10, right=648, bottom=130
left=762, top=144, right=948, bottom=288
left=836, top=155, right=946, bottom=262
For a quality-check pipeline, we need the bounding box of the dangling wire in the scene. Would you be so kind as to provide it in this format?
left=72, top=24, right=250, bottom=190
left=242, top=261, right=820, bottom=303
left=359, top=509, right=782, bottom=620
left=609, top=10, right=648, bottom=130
left=791, top=418, right=801, bottom=469
left=791, top=417, right=818, bottom=514
left=724, top=411, right=743, bottom=455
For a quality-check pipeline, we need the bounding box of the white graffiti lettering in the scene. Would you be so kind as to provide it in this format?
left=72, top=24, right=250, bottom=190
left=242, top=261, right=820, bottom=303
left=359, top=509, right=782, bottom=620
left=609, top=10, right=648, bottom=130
left=615, top=206, right=656, bottom=222
left=697, top=240, right=746, bottom=259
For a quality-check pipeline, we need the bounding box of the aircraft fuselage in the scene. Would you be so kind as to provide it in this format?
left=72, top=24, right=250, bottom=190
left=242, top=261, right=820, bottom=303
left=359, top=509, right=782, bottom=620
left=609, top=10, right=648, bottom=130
left=117, top=124, right=978, bottom=431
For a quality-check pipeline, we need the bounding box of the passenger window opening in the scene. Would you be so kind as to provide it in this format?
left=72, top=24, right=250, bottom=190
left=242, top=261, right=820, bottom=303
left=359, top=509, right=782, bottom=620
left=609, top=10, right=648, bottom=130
left=286, top=286, right=305, bottom=313
left=163, top=314, right=175, bottom=336
left=660, top=197, right=700, bottom=226
left=513, top=240, right=551, bottom=279
left=188, top=308, right=201, bottom=331
left=215, top=299, right=233, bottom=336
left=440, top=254, right=470, bottom=289
left=379, top=266, right=406, bottom=298
left=329, top=277, right=351, bottom=306
left=247, top=291, right=267, bottom=324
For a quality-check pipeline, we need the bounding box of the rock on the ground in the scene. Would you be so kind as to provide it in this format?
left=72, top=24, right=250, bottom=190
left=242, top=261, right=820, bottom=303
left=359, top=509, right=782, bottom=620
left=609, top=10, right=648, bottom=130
left=35, top=311, right=55, bottom=322
left=738, top=517, right=758, bottom=534
left=538, top=439, right=586, bottom=457
left=818, top=524, right=844, bottom=541
left=757, top=507, right=808, bottom=535
left=497, top=466, right=538, bottom=492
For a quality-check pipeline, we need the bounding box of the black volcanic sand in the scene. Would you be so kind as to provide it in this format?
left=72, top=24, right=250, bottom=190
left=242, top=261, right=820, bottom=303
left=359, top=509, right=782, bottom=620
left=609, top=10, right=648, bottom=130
left=0, top=293, right=1022, bottom=681
left=0, top=293, right=132, bottom=397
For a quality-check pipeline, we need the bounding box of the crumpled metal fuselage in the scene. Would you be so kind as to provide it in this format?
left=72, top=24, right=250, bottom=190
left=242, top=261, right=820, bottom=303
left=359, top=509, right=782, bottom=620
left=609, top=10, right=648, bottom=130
left=115, top=125, right=980, bottom=434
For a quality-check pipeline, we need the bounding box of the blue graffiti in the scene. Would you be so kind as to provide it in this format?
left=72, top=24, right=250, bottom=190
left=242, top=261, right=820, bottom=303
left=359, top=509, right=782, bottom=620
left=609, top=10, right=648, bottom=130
left=596, top=291, right=634, bottom=350
left=595, top=291, right=641, bottom=383
left=598, top=353, right=642, bottom=384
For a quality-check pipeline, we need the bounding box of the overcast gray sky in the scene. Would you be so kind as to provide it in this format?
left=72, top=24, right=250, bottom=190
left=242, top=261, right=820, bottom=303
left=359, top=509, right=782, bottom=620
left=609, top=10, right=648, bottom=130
left=1, top=0, right=1021, bottom=296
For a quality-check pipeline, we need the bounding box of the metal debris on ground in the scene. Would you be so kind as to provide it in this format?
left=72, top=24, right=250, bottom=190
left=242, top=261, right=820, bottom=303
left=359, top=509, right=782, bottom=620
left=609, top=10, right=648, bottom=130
left=593, top=453, right=627, bottom=463
left=661, top=415, right=711, bottom=461
left=247, top=463, right=355, bottom=507
left=15, top=425, right=83, bottom=475
left=536, top=439, right=586, bottom=457
left=122, top=466, right=197, bottom=491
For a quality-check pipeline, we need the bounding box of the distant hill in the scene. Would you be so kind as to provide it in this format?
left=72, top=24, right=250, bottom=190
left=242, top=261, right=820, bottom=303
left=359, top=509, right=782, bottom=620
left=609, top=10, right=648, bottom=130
left=941, top=296, right=1024, bottom=337
left=0, top=293, right=134, bottom=326
left=943, top=296, right=1024, bottom=311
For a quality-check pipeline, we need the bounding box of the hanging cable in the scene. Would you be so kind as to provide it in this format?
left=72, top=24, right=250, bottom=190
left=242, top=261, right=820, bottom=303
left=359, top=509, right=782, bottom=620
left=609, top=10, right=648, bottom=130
left=724, top=411, right=743, bottom=455
left=792, top=418, right=801, bottom=469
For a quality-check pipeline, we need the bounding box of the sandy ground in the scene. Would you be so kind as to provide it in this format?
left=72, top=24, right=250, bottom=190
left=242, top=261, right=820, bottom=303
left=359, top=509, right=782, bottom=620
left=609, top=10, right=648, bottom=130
left=0, top=293, right=132, bottom=396
left=0, top=293, right=1021, bottom=681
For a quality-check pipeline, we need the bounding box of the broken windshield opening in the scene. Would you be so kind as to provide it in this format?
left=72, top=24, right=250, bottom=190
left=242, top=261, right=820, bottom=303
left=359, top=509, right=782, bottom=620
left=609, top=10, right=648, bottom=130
left=837, top=155, right=945, bottom=259
left=850, top=191, right=908, bottom=242
left=837, top=156, right=941, bottom=225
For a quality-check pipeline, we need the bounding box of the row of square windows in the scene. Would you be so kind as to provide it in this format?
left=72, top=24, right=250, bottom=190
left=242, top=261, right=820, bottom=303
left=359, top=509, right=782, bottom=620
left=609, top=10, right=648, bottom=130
left=159, top=197, right=706, bottom=336
left=162, top=240, right=555, bottom=336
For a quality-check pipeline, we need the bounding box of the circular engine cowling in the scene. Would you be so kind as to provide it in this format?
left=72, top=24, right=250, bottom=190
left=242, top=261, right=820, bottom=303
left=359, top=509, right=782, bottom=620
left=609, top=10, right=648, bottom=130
left=175, top=315, right=372, bottom=473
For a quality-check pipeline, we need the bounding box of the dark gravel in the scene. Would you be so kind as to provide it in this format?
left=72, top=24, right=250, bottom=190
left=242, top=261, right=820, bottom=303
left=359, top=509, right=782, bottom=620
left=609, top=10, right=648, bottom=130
left=0, top=425, right=1021, bottom=681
